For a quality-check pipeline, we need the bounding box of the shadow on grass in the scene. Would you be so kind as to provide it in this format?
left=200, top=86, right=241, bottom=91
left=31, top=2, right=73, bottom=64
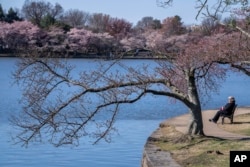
left=233, top=121, right=250, bottom=124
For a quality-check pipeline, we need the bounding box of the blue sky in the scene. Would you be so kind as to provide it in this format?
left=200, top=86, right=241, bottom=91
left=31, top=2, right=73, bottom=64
left=1, top=0, right=202, bottom=25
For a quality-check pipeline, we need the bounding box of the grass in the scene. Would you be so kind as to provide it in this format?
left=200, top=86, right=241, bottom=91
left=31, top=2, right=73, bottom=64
left=218, top=113, right=250, bottom=136
left=155, top=113, right=250, bottom=167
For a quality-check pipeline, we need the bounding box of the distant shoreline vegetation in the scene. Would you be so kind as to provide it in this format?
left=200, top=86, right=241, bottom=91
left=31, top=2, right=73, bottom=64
left=0, top=1, right=248, bottom=62
left=0, top=1, right=213, bottom=61
left=0, top=49, right=157, bottom=59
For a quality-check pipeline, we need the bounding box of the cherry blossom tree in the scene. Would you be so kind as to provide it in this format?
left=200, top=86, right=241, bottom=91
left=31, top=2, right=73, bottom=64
left=35, top=26, right=67, bottom=54
left=157, top=0, right=248, bottom=17
left=0, top=20, right=121, bottom=56
left=66, top=27, right=120, bottom=56
left=158, top=0, right=250, bottom=77
left=66, top=28, right=93, bottom=53
left=159, top=0, right=250, bottom=36
left=0, top=21, right=70, bottom=54
left=0, top=21, right=41, bottom=52
left=214, top=31, right=250, bottom=75
left=120, top=35, right=146, bottom=50
left=11, top=26, right=233, bottom=147
left=3, top=0, right=248, bottom=148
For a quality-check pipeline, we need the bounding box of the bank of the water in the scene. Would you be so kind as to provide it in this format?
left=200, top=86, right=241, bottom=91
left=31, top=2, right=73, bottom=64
left=141, top=107, right=250, bottom=167
left=0, top=53, right=161, bottom=59
left=141, top=127, right=181, bottom=167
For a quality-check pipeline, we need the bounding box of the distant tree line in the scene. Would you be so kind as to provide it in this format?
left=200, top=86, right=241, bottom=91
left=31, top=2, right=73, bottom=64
left=0, top=1, right=187, bottom=34
left=0, top=0, right=186, bottom=57
left=0, top=0, right=249, bottom=58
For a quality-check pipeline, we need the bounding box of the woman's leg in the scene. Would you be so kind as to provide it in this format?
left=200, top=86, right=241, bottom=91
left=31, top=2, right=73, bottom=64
left=211, top=110, right=223, bottom=123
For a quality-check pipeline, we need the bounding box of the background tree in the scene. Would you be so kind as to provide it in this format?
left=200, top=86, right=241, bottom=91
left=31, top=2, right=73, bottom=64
left=66, top=28, right=93, bottom=53
left=120, top=34, right=146, bottom=50
left=62, top=9, right=89, bottom=28
left=0, top=21, right=41, bottom=52
left=5, top=7, right=22, bottom=23
left=200, top=18, right=221, bottom=35
left=159, top=0, right=250, bottom=76
left=159, top=0, right=250, bottom=36
left=22, top=0, right=51, bottom=26
left=0, top=5, right=22, bottom=23
left=106, top=18, right=132, bottom=39
left=40, top=14, right=56, bottom=28
left=22, top=0, right=63, bottom=27
left=49, top=2, right=63, bottom=20
left=42, top=26, right=67, bottom=52
left=0, top=4, right=6, bottom=21
left=135, top=16, right=162, bottom=31
left=215, top=31, right=250, bottom=75
left=161, top=15, right=186, bottom=36
left=87, top=13, right=111, bottom=33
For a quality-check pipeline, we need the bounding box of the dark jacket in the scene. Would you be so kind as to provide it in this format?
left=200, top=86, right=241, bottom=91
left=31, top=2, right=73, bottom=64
left=222, top=102, right=235, bottom=115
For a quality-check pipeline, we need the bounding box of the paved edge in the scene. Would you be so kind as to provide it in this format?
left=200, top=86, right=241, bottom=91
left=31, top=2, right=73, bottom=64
left=141, top=128, right=181, bottom=167
left=141, top=107, right=250, bottom=167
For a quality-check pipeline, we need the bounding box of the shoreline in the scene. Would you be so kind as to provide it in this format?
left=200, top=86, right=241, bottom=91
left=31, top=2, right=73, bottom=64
left=141, top=107, right=250, bottom=167
left=0, top=53, right=166, bottom=60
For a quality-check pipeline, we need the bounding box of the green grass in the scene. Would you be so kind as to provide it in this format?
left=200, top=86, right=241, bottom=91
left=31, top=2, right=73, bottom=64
left=155, top=125, right=250, bottom=167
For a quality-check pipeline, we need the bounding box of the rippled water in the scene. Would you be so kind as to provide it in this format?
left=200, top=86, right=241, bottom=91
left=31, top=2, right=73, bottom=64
left=1, top=58, right=250, bottom=167
left=0, top=120, right=161, bottom=167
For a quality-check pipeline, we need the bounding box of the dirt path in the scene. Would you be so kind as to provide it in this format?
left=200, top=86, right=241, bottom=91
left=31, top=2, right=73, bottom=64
left=163, top=107, right=250, bottom=139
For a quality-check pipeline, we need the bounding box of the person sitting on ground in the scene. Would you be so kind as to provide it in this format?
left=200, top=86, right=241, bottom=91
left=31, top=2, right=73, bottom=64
left=209, top=96, right=236, bottom=123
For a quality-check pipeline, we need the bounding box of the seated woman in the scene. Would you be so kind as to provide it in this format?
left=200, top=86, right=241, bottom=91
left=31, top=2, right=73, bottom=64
left=209, top=96, right=236, bottom=123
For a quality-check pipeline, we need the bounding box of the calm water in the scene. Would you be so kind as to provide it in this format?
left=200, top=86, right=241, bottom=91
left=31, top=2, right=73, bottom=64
left=1, top=58, right=250, bottom=167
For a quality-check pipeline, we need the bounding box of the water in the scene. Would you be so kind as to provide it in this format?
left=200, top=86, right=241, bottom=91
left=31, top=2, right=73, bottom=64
left=0, top=58, right=250, bottom=167
left=0, top=120, right=160, bottom=167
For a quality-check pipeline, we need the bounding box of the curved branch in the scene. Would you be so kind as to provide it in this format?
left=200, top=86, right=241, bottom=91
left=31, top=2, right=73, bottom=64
left=145, top=89, right=190, bottom=107
left=231, top=63, right=250, bottom=76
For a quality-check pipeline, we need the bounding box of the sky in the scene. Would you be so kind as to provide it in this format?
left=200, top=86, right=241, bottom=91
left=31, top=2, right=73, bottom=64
left=0, top=0, right=203, bottom=26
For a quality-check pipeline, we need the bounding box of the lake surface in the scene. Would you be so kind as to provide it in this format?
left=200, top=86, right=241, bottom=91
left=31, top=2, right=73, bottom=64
left=1, top=58, right=250, bottom=167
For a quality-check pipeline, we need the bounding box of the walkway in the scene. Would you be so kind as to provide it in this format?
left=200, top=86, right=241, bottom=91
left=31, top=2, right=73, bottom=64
left=142, top=107, right=250, bottom=167
left=164, top=107, right=250, bottom=140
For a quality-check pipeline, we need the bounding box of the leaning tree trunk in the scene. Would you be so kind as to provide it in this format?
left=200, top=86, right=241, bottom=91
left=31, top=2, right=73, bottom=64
left=188, top=104, right=204, bottom=135
left=186, top=72, right=204, bottom=136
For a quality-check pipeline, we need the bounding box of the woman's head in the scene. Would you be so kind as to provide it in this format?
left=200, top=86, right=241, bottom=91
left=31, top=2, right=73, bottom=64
left=228, top=96, right=235, bottom=103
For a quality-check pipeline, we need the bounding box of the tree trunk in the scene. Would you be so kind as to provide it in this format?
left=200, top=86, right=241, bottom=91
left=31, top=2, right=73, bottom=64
left=186, top=71, right=205, bottom=136
left=187, top=106, right=204, bottom=135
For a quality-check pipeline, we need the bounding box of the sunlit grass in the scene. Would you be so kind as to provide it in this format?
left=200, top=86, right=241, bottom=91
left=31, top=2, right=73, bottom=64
left=155, top=124, right=250, bottom=167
